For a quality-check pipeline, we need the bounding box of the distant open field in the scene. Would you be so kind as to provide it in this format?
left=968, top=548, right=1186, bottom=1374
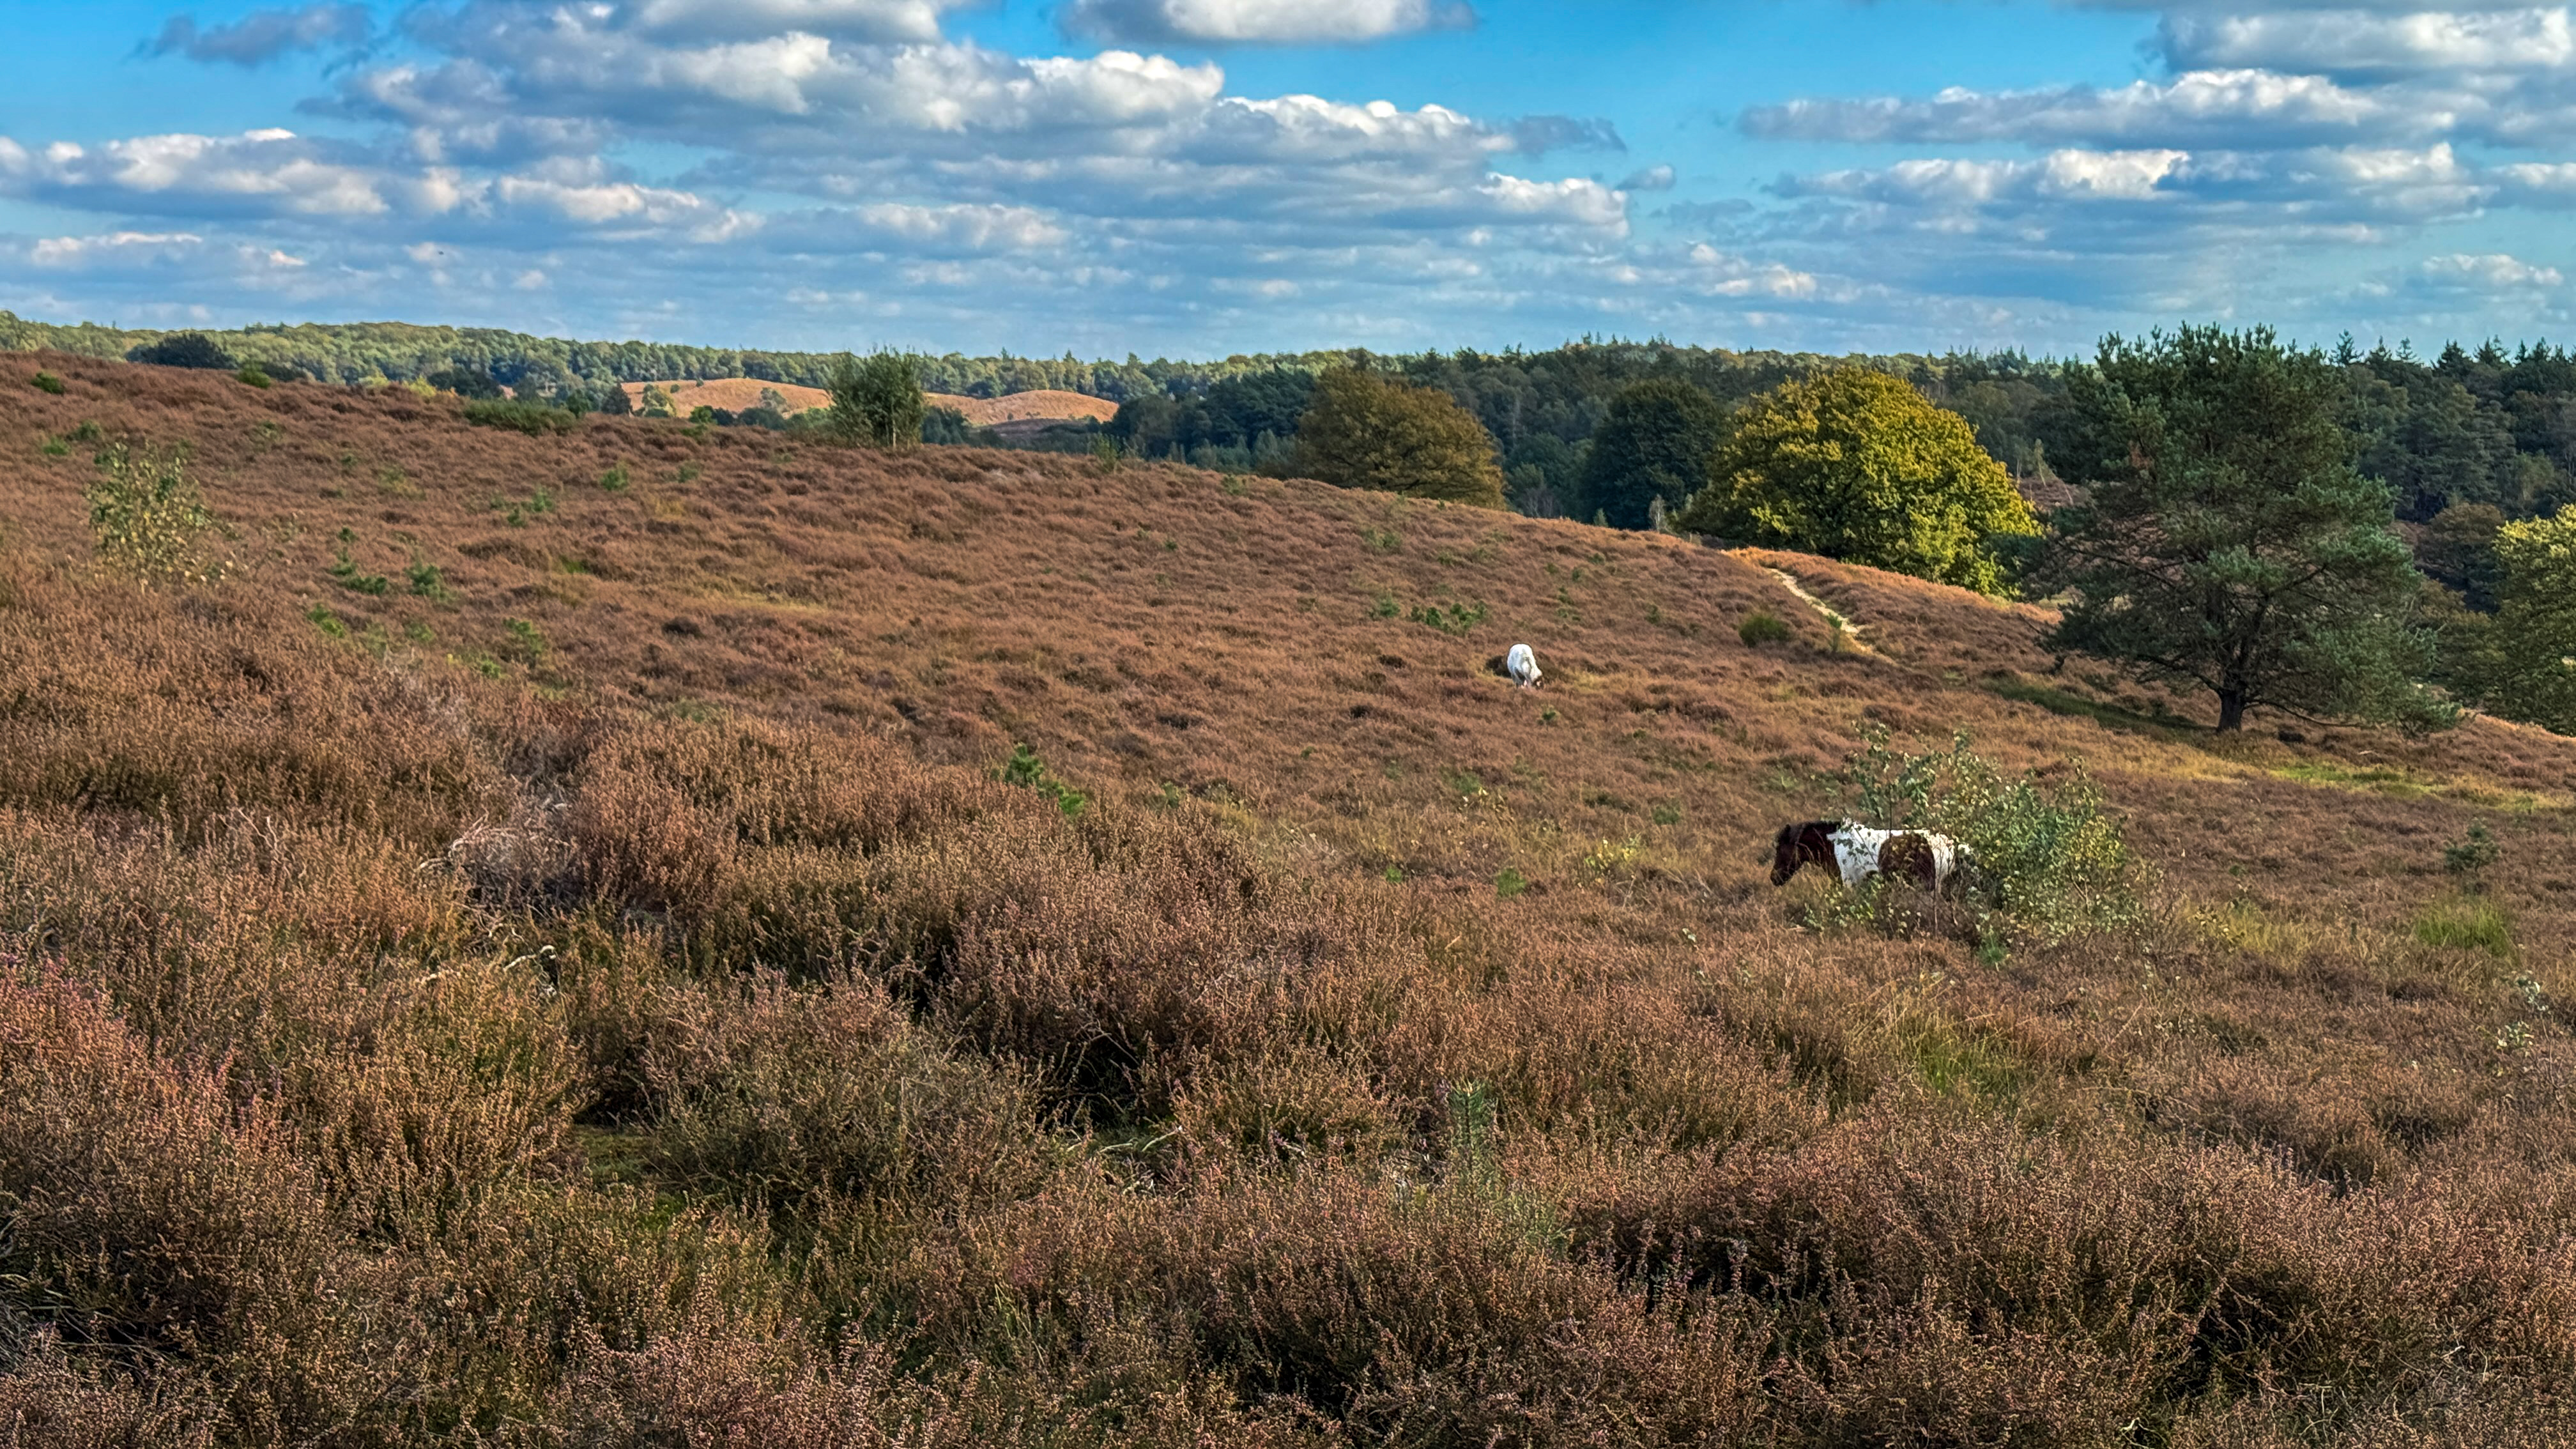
left=619, top=377, right=1117, bottom=427
left=6, top=351, right=2576, bottom=1443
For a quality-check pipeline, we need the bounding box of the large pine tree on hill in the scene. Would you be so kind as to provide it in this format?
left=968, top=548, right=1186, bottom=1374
left=2038, top=325, right=2451, bottom=733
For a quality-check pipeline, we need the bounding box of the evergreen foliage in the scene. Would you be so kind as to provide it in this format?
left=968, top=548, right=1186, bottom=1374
left=1574, top=378, right=1728, bottom=530
left=1675, top=369, right=2038, bottom=594
left=126, top=332, right=235, bottom=371
left=463, top=399, right=581, bottom=436
left=1292, top=370, right=1506, bottom=507
left=2418, top=503, right=2507, bottom=611
left=2037, top=326, right=2452, bottom=733
left=424, top=367, right=503, bottom=399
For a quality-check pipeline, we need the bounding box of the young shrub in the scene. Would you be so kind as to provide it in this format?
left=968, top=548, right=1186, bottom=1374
left=86, top=442, right=221, bottom=583
left=999, top=742, right=1087, bottom=817
left=30, top=369, right=64, bottom=394
left=1738, top=610, right=1792, bottom=647
left=236, top=365, right=272, bottom=388
left=503, top=617, right=549, bottom=667
left=406, top=559, right=450, bottom=601
left=2444, top=822, right=2501, bottom=889
left=464, top=398, right=579, bottom=435
left=1843, top=726, right=2140, bottom=945
left=328, top=549, right=388, bottom=595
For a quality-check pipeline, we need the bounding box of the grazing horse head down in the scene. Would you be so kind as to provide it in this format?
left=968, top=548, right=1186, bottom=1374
left=1770, top=820, right=1843, bottom=886
left=1506, top=643, right=1542, bottom=691
left=1770, top=820, right=1973, bottom=896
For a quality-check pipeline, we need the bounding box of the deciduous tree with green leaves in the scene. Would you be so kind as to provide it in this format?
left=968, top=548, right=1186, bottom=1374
left=828, top=350, right=926, bottom=450
left=1292, top=369, right=1505, bottom=507
left=1673, top=368, right=2037, bottom=594
left=2037, top=325, right=2451, bottom=733
left=1574, top=378, right=1727, bottom=530
left=2455, top=504, right=2576, bottom=733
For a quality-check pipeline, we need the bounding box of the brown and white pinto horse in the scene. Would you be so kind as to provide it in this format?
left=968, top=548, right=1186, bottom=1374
left=1770, top=820, right=1978, bottom=896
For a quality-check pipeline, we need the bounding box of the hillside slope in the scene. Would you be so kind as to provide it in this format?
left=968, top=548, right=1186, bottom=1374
left=6, top=351, right=2576, bottom=1443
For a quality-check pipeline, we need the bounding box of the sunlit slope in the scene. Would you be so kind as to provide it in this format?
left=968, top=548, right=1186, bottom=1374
left=7, top=349, right=2566, bottom=900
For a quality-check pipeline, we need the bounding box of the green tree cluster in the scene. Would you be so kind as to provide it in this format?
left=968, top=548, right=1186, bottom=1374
left=1108, top=369, right=1310, bottom=473
left=1675, top=369, right=2038, bottom=595
left=1291, top=370, right=1506, bottom=507
left=2446, top=506, right=2576, bottom=732
left=828, top=351, right=926, bottom=450
left=19, top=309, right=2576, bottom=530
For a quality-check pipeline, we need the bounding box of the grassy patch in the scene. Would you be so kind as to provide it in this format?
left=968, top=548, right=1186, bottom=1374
left=2273, top=761, right=2432, bottom=797
left=1897, top=1018, right=2028, bottom=1105
left=2415, top=896, right=2515, bottom=959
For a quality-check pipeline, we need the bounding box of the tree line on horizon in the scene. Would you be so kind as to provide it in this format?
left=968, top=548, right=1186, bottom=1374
left=22, top=309, right=2575, bottom=528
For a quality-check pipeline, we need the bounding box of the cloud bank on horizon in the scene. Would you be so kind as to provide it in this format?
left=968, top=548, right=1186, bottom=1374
left=4, top=0, right=2574, bottom=356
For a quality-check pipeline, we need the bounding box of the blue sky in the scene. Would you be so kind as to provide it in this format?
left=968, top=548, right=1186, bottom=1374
left=5, top=1, right=2573, bottom=358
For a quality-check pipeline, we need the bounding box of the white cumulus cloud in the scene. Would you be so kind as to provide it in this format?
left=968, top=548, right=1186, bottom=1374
left=2417, top=251, right=2564, bottom=288
left=1062, top=0, right=1474, bottom=45
left=2159, top=7, right=2576, bottom=77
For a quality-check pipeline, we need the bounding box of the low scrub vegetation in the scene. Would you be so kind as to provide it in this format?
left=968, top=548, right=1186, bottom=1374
left=463, top=397, right=582, bottom=435
left=3, top=349, right=2576, bottom=1443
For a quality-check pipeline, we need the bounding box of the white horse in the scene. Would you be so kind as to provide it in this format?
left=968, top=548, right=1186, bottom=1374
left=1506, top=643, right=1542, bottom=691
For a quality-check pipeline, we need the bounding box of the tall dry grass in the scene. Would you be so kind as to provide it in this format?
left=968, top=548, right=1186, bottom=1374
left=4, top=350, right=2576, bottom=1443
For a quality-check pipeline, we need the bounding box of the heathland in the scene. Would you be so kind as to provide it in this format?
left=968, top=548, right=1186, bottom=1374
left=5, top=351, right=2576, bottom=1444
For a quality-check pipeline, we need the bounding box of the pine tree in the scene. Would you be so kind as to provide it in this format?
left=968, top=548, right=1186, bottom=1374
left=2037, top=325, right=2451, bottom=733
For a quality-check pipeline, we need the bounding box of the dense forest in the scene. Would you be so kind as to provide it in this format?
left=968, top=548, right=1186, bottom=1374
left=12, top=309, right=2573, bottom=546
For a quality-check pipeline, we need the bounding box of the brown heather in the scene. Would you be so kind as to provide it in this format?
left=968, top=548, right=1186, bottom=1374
left=3, top=349, right=2575, bottom=1444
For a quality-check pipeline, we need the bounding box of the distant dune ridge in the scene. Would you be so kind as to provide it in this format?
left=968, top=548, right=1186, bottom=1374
left=619, top=378, right=1118, bottom=427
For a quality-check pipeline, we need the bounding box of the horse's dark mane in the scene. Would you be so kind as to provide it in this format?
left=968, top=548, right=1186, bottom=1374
left=1770, top=820, right=1846, bottom=886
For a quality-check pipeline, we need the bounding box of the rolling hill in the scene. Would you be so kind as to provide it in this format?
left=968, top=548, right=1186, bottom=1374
left=5, top=351, right=2575, bottom=1444
left=617, top=377, right=1119, bottom=429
